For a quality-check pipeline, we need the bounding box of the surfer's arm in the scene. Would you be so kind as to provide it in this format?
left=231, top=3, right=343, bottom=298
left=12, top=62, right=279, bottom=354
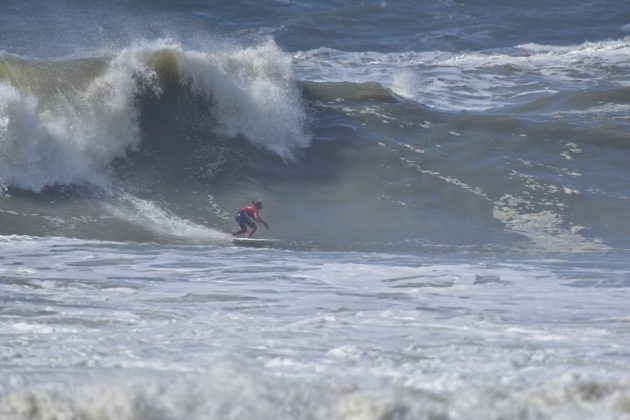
left=257, top=217, right=269, bottom=229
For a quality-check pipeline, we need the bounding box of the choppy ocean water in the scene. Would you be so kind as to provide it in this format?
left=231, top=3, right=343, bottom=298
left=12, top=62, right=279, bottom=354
left=1, top=1, right=630, bottom=418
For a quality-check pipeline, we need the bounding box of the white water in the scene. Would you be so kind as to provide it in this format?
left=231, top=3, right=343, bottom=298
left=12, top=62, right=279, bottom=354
left=294, top=38, right=630, bottom=111
left=1, top=236, right=629, bottom=419
left=103, top=193, right=230, bottom=243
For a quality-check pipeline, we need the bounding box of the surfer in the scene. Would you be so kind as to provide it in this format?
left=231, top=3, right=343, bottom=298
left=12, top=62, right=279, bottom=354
left=232, top=200, right=269, bottom=238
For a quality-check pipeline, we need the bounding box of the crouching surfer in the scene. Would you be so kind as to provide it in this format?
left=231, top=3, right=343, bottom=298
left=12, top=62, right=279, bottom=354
left=232, top=200, right=269, bottom=238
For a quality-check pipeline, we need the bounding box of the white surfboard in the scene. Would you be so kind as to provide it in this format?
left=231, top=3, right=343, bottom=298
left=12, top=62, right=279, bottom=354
left=232, top=237, right=279, bottom=248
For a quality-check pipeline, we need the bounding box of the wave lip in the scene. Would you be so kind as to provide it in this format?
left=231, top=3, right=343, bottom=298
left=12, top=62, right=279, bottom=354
left=175, top=39, right=310, bottom=160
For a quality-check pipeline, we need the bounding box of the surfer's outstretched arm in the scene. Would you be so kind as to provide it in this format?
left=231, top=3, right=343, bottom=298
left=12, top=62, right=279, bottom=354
left=257, top=217, right=269, bottom=229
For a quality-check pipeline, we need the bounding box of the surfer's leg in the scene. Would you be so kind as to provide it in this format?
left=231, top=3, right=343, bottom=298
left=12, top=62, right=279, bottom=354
left=246, top=220, right=257, bottom=238
left=233, top=213, right=248, bottom=236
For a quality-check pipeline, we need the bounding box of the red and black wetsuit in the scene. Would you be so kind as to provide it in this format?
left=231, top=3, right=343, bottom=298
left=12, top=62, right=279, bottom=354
left=235, top=205, right=259, bottom=230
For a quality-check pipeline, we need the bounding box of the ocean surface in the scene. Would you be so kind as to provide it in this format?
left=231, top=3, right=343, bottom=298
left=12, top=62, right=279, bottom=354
left=1, top=1, right=630, bottom=418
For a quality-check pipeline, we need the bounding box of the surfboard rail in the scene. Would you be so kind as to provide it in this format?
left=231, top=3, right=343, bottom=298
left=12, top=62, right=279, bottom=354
left=232, top=238, right=279, bottom=248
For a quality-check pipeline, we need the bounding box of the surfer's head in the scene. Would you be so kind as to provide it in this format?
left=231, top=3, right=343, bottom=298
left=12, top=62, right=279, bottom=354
left=253, top=199, right=262, bottom=209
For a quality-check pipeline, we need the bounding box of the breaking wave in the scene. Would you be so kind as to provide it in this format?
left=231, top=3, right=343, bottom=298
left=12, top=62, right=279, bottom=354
left=0, top=39, right=310, bottom=192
